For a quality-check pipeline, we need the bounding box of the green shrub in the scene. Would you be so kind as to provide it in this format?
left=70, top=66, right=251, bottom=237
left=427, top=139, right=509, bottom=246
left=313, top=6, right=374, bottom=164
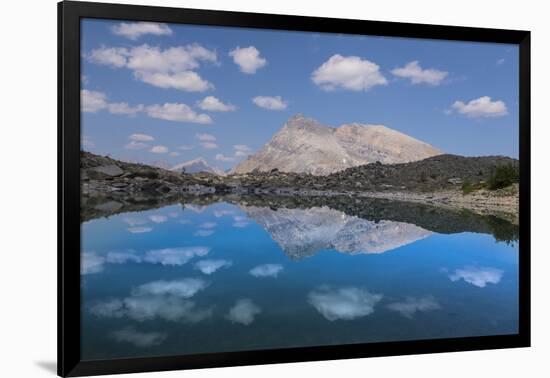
left=488, top=164, right=519, bottom=190
left=462, top=180, right=474, bottom=194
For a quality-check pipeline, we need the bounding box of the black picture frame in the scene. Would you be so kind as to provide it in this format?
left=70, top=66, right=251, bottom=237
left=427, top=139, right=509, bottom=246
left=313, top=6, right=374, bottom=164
left=58, top=1, right=531, bottom=376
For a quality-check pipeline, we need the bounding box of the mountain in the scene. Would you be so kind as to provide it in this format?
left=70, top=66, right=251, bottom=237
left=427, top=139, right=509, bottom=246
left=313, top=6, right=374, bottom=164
left=171, top=158, right=226, bottom=176
left=232, top=114, right=442, bottom=175
left=243, top=205, right=432, bottom=259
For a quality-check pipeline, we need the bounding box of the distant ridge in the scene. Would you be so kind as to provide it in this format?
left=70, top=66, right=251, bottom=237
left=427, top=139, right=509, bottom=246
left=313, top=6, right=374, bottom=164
left=232, top=114, right=443, bottom=175
left=171, top=158, right=226, bottom=176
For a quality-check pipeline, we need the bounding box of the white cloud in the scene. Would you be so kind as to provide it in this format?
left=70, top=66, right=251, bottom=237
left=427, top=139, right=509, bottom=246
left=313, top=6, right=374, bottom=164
left=194, top=229, right=215, bottom=237
left=194, top=259, right=233, bottom=275
left=107, top=102, right=144, bottom=116
left=249, top=264, right=284, bottom=278
left=200, top=142, right=219, bottom=149
left=226, top=299, right=261, bottom=325
left=198, top=96, right=236, bottom=112
left=82, top=135, right=95, bottom=148
left=149, top=215, right=168, bottom=223
left=112, top=22, right=173, bottom=40
left=450, top=96, right=508, bottom=118
left=308, top=286, right=383, bottom=321
left=135, top=70, right=213, bottom=92
left=143, top=247, right=209, bottom=266
left=215, top=153, right=236, bottom=162
left=195, top=133, right=216, bottom=141
left=233, top=221, right=250, bottom=228
left=135, top=278, right=208, bottom=298
left=386, top=296, right=441, bottom=318
left=127, top=226, right=153, bottom=233
left=233, top=144, right=252, bottom=157
left=229, top=46, right=267, bottom=74
left=88, top=47, right=128, bottom=68
left=126, top=44, right=217, bottom=72
left=449, top=266, right=504, bottom=287
left=81, top=89, right=108, bottom=113
left=129, top=133, right=154, bottom=142
left=146, top=103, right=212, bottom=124
left=252, top=96, right=287, bottom=110
left=497, top=58, right=505, bottom=65
left=89, top=44, right=217, bottom=91
left=81, top=89, right=144, bottom=117
left=81, top=252, right=105, bottom=275
left=112, top=327, right=166, bottom=347
left=391, top=61, right=448, bottom=86
left=194, top=135, right=220, bottom=150
left=312, top=54, right=387, bottom=91
left=125, top=141, right=149, bottom=150
left=169, top=151, right=180, bottom=157
left=179, top=145, right=194, bottom=151
left=150, top=145, right=169, bottom=154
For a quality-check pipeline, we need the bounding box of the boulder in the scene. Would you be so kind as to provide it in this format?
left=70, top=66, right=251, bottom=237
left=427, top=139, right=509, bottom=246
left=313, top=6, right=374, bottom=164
left=91, top=164, right=124, bottom=177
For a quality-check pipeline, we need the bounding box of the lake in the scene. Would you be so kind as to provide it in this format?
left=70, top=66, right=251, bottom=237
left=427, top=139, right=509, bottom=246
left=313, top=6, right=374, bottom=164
left=81, top=196, right=519, bottom=360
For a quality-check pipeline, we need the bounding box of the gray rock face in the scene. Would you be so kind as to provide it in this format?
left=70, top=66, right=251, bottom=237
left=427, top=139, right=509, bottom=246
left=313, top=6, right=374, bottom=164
left=233, top=114, right=442, bottom=175
left=243, top=205, right=432, bottom=259
left=91, top=164, right=124, bottom=177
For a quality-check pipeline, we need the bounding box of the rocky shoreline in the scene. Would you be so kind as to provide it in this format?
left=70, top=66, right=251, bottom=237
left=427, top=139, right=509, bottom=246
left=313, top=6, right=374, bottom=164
left=81, top=151, right=519, bottom=222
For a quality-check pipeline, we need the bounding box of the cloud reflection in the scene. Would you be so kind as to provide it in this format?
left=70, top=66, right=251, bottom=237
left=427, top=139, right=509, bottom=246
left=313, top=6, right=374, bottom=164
left=112, top=327, right=166, bottom=347
left=449, top=266, right=504, bottom=287
left=386, top=296, right=441, bottom=318
left=308, top=286, right=383, bottom=321
left=194, top=229, right=215, bottom=237
left=214, top=210, right=235, bottom=218
left=105, top=250, right=141, bottom=264
left=90, top=278, right=212, bottom=323
left=143, top=247, right=209, bottom=266
left=226, top=299, right=261, bottom=325
left=194, top=259, right=233, bottom=275
left=249, top=264, right=284, bottom=278
left=199, top=222, right=217, bottom=229
left=149, top=215, right=168, bottom=223
left=135, top=278, right=208, bottom=298
left=232, top=215, right=250, bottom=228
left=81, top=252, right=105, bottom=275
left=127, top=226, right=153, bottom=234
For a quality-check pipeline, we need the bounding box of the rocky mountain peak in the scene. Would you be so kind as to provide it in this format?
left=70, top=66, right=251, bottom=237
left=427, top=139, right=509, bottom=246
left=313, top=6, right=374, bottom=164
left=232, top=115, right=443, bottom=175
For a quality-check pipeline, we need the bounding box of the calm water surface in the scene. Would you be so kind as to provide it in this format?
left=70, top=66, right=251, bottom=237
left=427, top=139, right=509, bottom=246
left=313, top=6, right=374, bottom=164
left=81, top=199, right=518, bottom=360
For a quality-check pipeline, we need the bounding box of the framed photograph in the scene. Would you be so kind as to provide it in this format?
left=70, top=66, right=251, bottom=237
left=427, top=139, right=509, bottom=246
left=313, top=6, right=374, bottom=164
left=58, top=1, right=530, bottom=376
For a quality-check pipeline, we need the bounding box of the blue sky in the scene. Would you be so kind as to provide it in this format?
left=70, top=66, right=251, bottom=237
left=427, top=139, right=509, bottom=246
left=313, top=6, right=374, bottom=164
left=81, top=19, right=519, bottom=170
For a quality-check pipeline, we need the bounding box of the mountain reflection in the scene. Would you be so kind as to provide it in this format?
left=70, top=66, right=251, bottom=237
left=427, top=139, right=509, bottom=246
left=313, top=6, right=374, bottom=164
left=81, top=193, right=519, bottom=246
left=243, top=206, right=432, bottom=259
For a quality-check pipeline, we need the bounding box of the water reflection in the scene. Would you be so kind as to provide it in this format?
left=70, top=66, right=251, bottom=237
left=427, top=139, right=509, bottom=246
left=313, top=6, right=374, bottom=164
left=90, top=278, right=213, bottom=323
left=386, top=296, right=441, bottom=318
left=448, top=266, right=504, bottom=288
left=308, top=286, right=383, bottom=321
left=244, top=206, right=432, bottom=259
left=226, top=299, right=262, bottom=325
left=81, top=195, right=519, bottom=360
